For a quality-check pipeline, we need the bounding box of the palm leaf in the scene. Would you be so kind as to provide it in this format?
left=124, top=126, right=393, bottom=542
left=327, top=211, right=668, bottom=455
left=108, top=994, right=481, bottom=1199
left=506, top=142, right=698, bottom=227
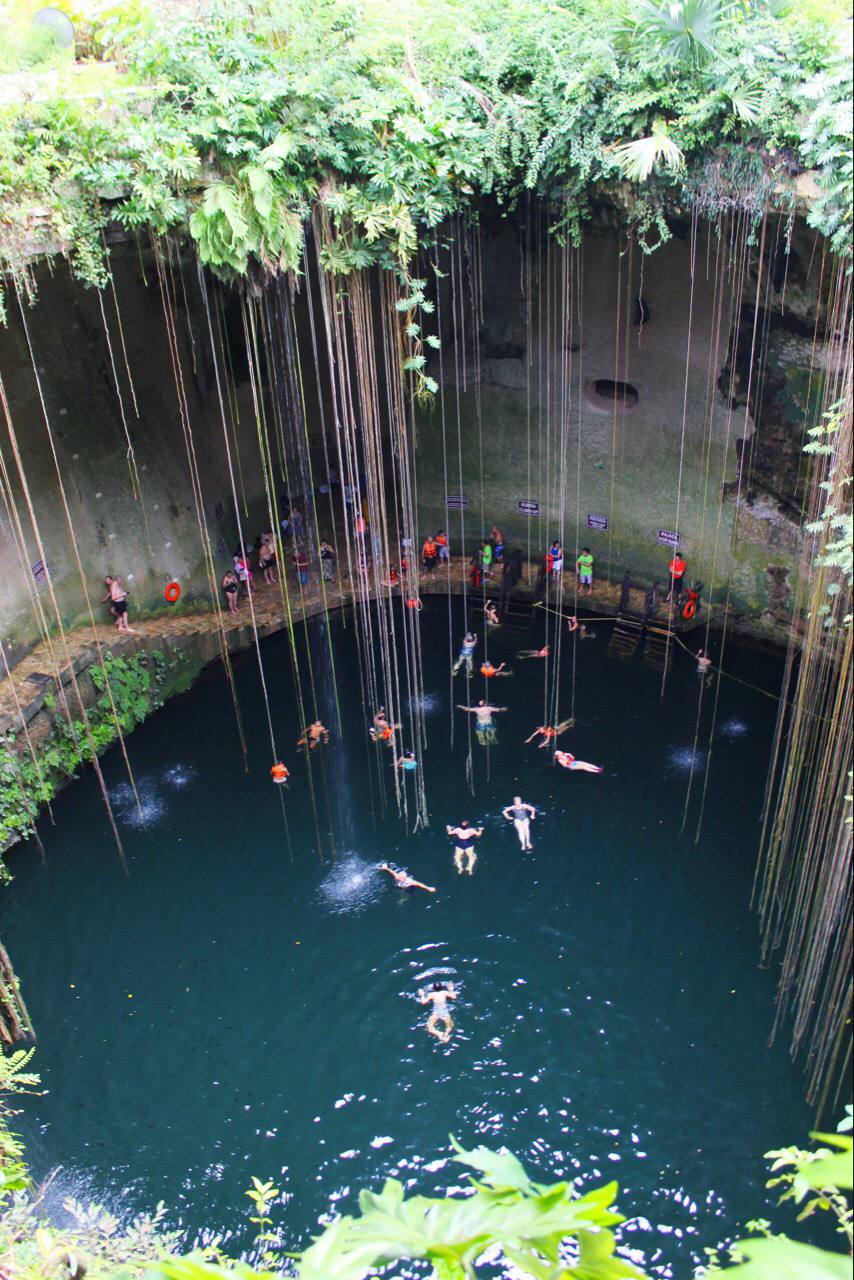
left=613, top=133, right=685, bottom=181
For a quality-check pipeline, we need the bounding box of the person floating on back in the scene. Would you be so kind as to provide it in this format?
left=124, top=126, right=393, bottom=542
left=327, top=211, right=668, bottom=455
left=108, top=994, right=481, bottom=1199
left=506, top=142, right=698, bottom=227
left=517, top=644, right=549, bottom=660
left=524, top=719, right=573, bottom=749
left=502, top=795, right=536, bottom=851
left=457, top=699, right=507, bottom=745
left=380, top=863, right=435, bottom=893
left=576, top=547, right=594, bottom=595
left=395, top=750, right=418, bottom=772
left=452, top=631, right=477, bottom=676
left=554, top=750, right=602, bottom=774
left=446, top=819, right=484, bottom=875
left=270, top=761, right=289, bottom=786
left=418, top=981, right=458, bottom=1043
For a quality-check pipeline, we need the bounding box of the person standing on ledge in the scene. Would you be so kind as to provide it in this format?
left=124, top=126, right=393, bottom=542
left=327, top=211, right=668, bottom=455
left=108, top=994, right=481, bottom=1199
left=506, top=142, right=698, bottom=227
left=422, top=534, right=439, bottom=575
left=502, top=795, right=536, bottom=851
left=103, top=576, right=132, bottom=633
left=666, top=551, right=686, bottom=604
left=222, top=569, right=240, bottom=614
left=576, top=547, right=594, bottom=596
left=446, top=819, right=484, bottom=875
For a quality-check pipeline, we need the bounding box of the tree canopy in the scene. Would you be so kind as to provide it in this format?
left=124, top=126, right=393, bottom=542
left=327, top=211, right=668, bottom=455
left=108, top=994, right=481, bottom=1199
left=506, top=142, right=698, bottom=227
left=0, top=0, right=851, bottom=295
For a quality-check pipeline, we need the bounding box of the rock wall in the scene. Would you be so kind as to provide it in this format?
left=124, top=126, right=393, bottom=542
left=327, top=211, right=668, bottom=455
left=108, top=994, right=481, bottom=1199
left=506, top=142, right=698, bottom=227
left=0, top=210, right=830, bottom=670
left=413, top=211, right=828, bottom=626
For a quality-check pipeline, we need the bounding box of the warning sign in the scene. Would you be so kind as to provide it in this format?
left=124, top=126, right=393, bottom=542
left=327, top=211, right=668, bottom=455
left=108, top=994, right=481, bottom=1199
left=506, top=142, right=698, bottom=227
left=517, top=499, right=540, bottom=515
left=587, top=513, right=609, bottom=531
left=657, top=529, right=680, bottom=547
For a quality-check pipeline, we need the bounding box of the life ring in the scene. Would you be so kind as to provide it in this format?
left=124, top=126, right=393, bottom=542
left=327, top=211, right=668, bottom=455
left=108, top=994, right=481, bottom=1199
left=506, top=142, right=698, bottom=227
left=682, top=599, right=697, bottom=620
left=165, top=580, right=181, bottom=604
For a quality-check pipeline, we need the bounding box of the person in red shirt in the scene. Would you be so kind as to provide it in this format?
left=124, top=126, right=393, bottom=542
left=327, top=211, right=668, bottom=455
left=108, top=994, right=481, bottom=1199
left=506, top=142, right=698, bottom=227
left=667, top=552, right=687, bottom=603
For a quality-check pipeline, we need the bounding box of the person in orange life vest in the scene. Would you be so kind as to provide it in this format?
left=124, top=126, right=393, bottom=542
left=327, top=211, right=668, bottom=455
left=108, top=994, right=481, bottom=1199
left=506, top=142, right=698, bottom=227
left=270, top=761, right=289, bottom=785
left=480, top=660, right=512, bottom=678
left=435, top=530, right=450, bottom=563
left=666, top=552, right=687, bottom=602
left=422, top=535, right=439, bottom=574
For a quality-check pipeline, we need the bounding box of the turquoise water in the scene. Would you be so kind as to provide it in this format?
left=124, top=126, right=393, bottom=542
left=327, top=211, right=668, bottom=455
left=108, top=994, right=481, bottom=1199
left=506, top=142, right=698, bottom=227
left=2, top=602, right=813, bottom=1275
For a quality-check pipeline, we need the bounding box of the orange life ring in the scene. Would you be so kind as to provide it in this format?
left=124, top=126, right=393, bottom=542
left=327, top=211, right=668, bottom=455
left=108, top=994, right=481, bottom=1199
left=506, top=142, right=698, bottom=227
left=682, top=599, right=697, bottom=620
left=164, top=580, right=181, bottom=603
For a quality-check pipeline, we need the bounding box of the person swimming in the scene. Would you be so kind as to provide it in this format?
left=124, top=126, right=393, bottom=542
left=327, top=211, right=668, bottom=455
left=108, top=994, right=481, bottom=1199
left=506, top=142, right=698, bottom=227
left=297, top=720, right=329, bottom=750
left=380, top=864, right=435, bottom=893
left=480, top=661, right=512, bottom=678
left=554, top=750, right=602, bottom=774
left=396, top=751, right=418, bottom=772
left=417, top=981, right=458, bottom=1043
left=270, top=761, right=289, bottom=785
left=457, top=699, right=507, bottom=745
left=446, top=819, right=484, bottom=875
left=502, top=795, right=536, bottom=851
left=369, top=708, right=400, bottom=744
left=483, top=600, right=500, bottom=627
left=517, top=645, right=549, bottom=659
left=524, top=719, right=573, bottom=748
left=452, top=632, right=478, bottom=676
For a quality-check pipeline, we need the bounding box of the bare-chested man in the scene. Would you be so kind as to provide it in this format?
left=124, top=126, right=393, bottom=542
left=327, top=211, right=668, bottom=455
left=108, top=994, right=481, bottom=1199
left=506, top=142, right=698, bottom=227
left=102, top=576, right=132, bottom=633
left=297, top=720, right=329, bottom=750
left=457, top=699, right=507, bottom=745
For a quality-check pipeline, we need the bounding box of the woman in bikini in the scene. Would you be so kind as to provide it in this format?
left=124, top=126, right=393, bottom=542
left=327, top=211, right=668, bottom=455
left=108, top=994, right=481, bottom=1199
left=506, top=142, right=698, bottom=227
left=418, top=981, right=458, bottom=1043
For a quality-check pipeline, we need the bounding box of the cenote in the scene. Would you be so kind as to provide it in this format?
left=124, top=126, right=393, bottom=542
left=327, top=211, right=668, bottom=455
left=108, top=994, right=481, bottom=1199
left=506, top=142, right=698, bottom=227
left=2, top=603, right=817, bottom=1273
left=1, top=2, right=851, bottom=1275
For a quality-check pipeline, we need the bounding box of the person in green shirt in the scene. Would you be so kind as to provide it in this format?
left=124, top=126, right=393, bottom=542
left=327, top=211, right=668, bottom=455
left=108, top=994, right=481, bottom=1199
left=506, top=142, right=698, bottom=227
left=576, top=547, right=594, bottom=595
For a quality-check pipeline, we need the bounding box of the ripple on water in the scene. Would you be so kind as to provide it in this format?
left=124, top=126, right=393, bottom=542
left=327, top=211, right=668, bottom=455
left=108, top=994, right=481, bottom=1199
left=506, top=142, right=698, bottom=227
left=162, top=763, right=198, bottom=789
left=718, top=717, right=749, bottom=740
left=409, top=691, right=442, bottom=717
left=108, top=778, right=167, bottom=829
left=664, top=746, right=706, bottom=777
left=318, top=853, right=383, bottom=915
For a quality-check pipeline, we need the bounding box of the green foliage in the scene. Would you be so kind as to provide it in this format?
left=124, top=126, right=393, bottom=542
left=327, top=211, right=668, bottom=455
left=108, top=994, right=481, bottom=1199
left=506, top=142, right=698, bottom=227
left=700, top=1117, right=853, bottom=1278
left=0, top=0, right=849, bottom=309
left=292, top=1138, right=645, bottom=1278
left=0, top=650, right=170, bottom=858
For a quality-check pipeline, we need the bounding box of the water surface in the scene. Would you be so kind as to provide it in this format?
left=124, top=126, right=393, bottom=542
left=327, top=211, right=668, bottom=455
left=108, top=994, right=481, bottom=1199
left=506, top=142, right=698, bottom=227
left=2, top=602, right=812, bottom=1275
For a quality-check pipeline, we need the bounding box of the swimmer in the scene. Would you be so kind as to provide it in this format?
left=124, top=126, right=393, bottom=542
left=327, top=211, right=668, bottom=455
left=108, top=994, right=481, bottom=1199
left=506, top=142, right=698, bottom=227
left=297, top=720, right=329, bottom=750
left=446, top=819, right=484, bottom=875
left=380, top=863, right=435, bottom=893
left=418, top=981, right=458, bottom=1043
left=517, top=645, right=549, bottom=659
left=525, top=719, right=573, bottom=748
left=395, top=750, right=418, bottom=772
left=567, top=615, right=593, bottom=639
left=502, top=795, right=536, bottom=851
left=452, top=632, right=478, bottom=676
left=270, top=761, right=289, bottom=785
left=457, top=699, right=507, bottom=745
left=696, top=648, right=713, bottom=673
left=480, top=661, right=513, bottom=678
left=483, top=600, right=501, bottom=627
left=369, top=708, right=400, bottom=744
left=554, top=750, right=602, bottom=774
